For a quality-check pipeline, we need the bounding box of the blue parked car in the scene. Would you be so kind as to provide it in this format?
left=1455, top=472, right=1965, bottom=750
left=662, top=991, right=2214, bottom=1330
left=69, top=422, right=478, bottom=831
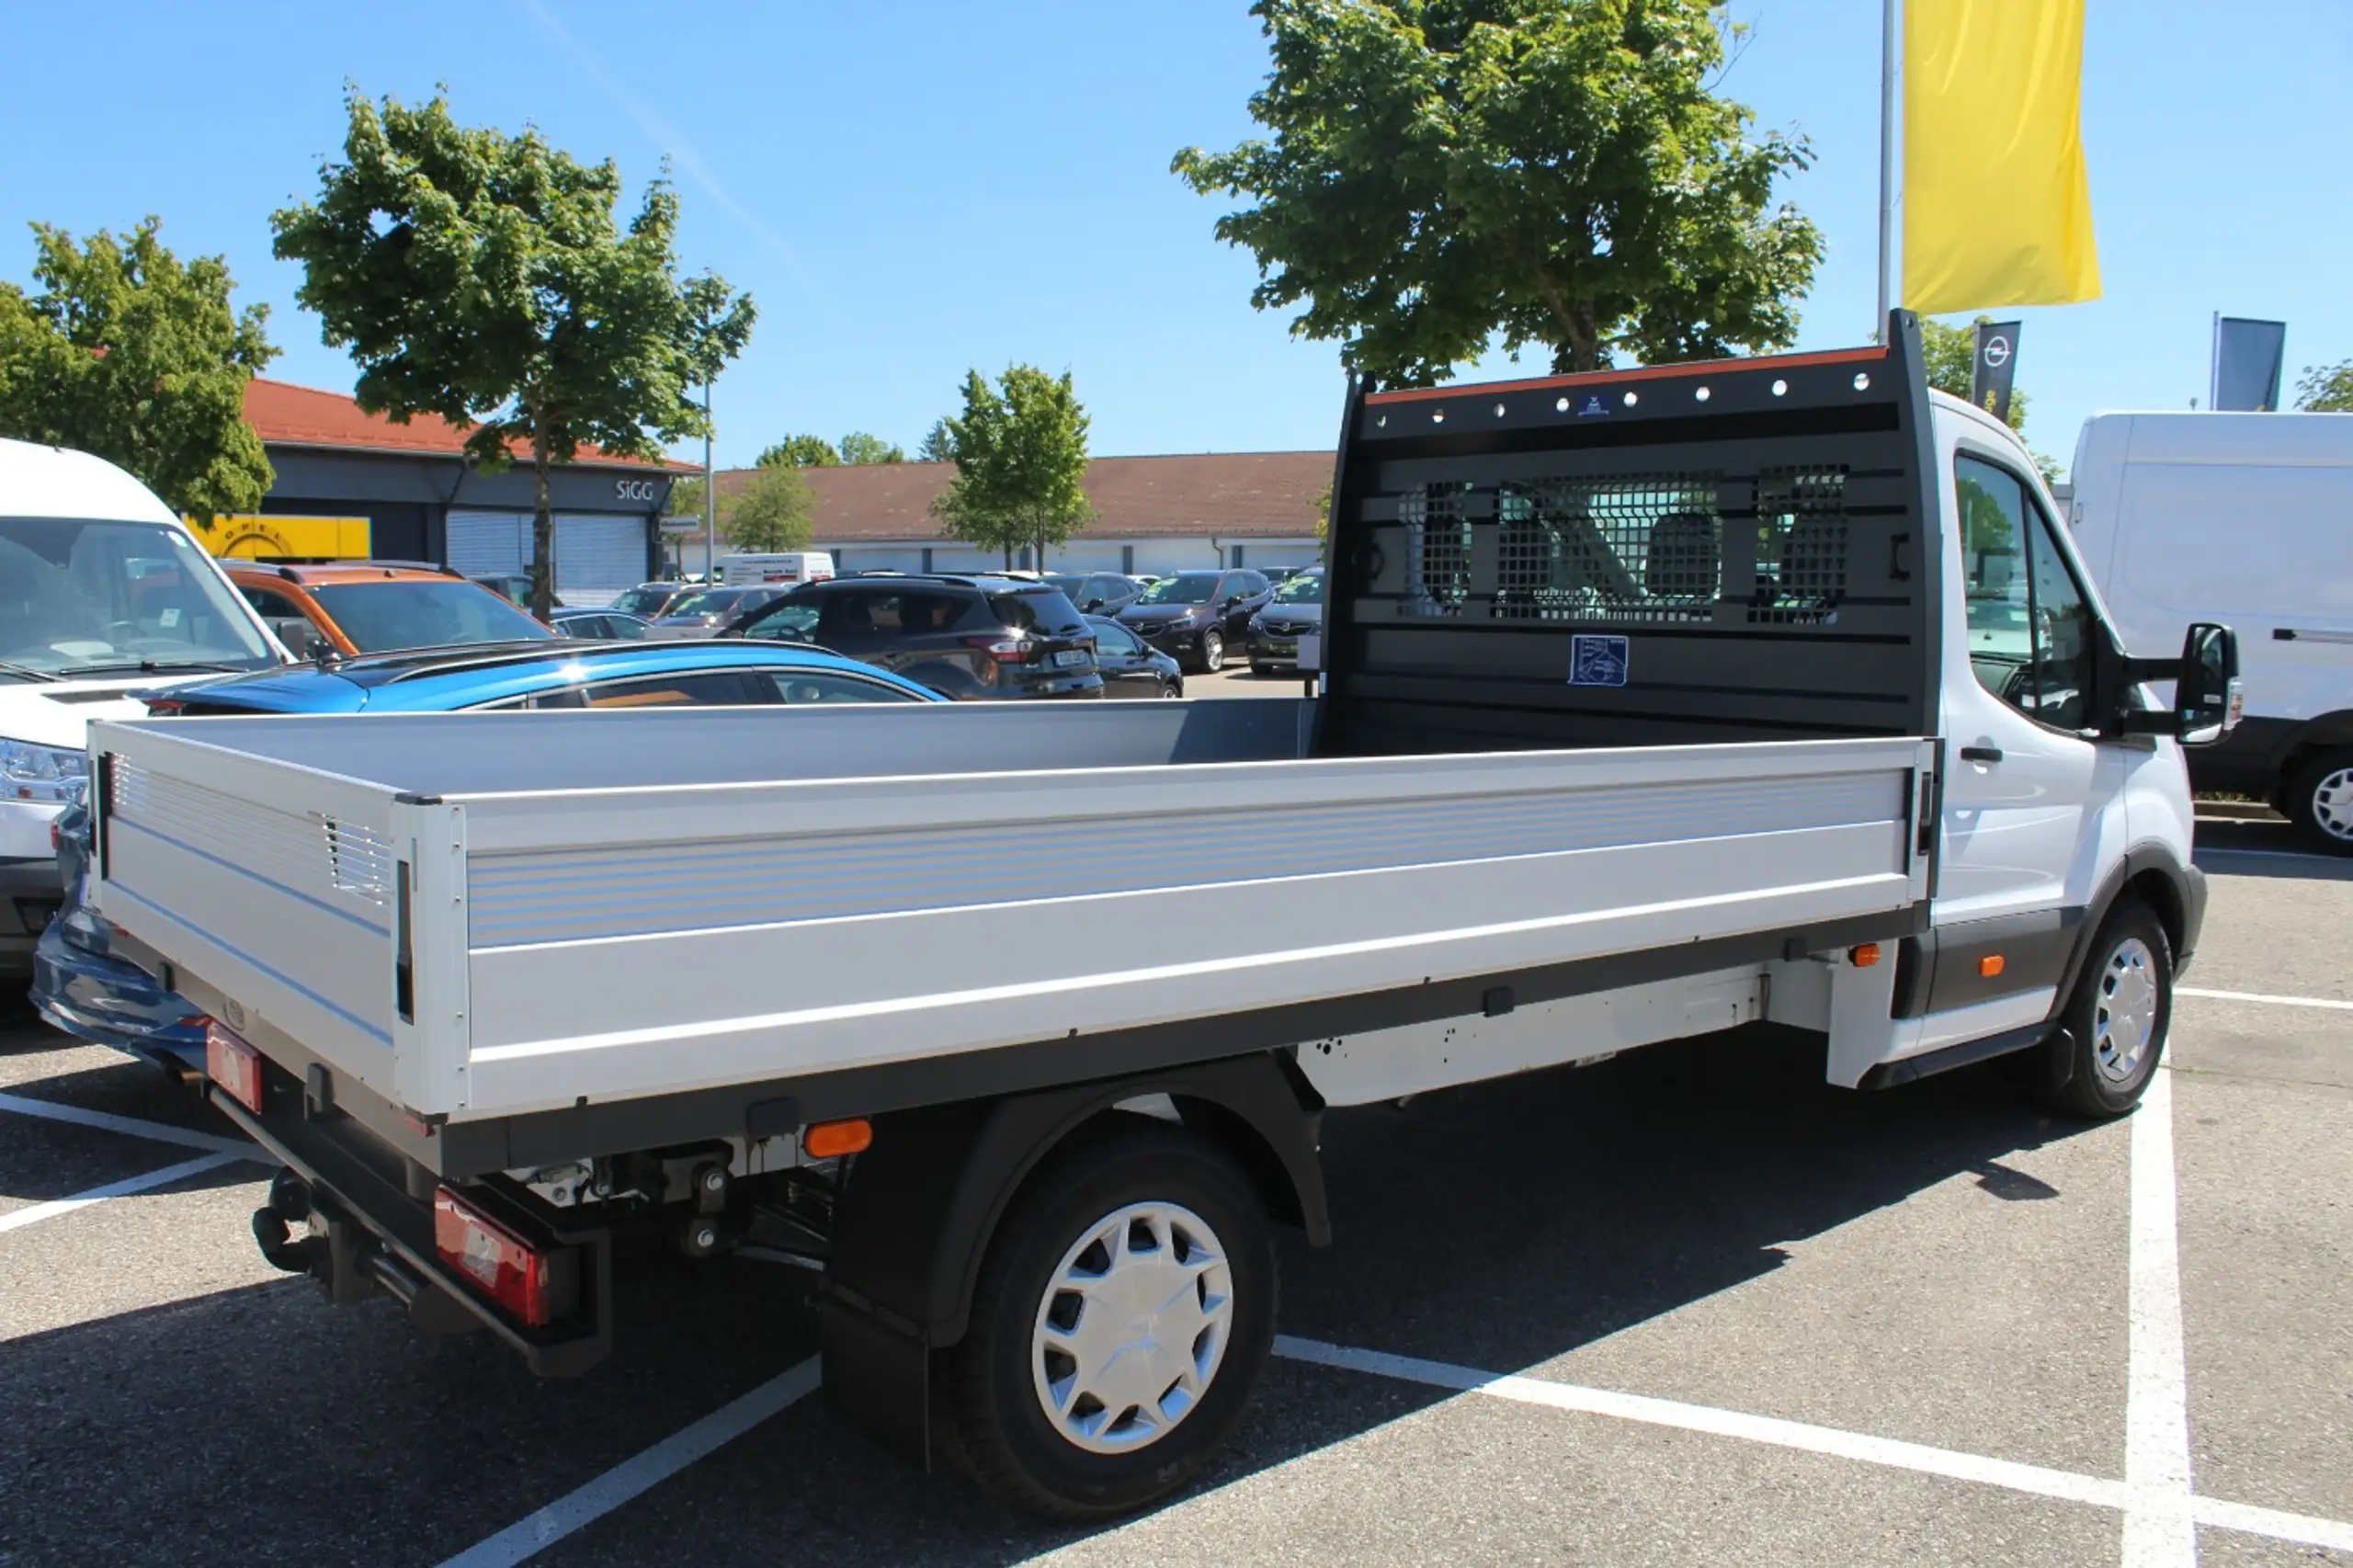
left=31, top=641, right=942, bottom=1070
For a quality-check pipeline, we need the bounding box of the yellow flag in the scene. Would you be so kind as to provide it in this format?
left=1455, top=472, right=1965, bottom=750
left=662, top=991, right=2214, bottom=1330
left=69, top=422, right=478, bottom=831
left=1903, top=0, right=2101, bottom=314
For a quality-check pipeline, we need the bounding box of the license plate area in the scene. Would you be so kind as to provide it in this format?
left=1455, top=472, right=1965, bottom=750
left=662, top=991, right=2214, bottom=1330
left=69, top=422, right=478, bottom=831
left=1052, top=649, right=1089, bottom=667
left=207, top=1022, right=265, bottom=1114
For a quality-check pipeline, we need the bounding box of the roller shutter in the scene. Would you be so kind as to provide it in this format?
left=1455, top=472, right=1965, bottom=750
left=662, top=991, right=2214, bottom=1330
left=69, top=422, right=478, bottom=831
left=445, top=511, right=529, bottom=577
left=551, top=514, right=648, bottom=606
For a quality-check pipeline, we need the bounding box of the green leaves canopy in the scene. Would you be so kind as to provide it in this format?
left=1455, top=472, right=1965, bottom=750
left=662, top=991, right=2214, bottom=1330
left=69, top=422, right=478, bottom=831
left=930, top=367, right=1094, bottom=567
left=758, top=435, right=839, bottom=468
left=0, top=217, right=277, bottom=517
left=837, top=432, right=906, bottom=465
left=1173, top=0, right=1822, bottom=383
left=2294, top=361, right=2353, bottom=413
left=271, top=89, right=754, bottom=615
left=722, top=465, right=813, bottom=552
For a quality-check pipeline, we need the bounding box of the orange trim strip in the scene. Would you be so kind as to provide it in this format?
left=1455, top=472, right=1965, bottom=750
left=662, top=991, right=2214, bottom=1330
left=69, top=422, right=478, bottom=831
left=1362, top=346, right=1890, bottom=406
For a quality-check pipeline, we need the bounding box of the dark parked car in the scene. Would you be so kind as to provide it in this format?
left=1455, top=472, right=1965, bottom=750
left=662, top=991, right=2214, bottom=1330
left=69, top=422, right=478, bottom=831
left=1044, top=572, right=1147, bottom=616
left=472, top=573, right=559, bottom=612
left=1247, top=567, right=1324, bottom=675
left=1085, top=615, right=1183, bottom=698
left=552, top=608, right=650, bottom=640
left=1114, top=569, right=1274, bottom=673
left=727, top=574, right=1104, bottom=700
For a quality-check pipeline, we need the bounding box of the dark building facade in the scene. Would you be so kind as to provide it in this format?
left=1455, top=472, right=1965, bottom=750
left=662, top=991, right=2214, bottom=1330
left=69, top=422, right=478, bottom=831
left=241, top=379, right=687, bottom=604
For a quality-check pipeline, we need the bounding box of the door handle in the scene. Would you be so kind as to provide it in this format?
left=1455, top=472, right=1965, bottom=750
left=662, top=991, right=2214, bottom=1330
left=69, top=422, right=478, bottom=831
left=1960, top=745, right=2004, bottom=764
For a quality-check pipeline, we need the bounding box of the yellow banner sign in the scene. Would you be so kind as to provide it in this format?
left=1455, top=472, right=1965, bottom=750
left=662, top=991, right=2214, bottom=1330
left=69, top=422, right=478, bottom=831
left=187, top=514, right=371, bottom=561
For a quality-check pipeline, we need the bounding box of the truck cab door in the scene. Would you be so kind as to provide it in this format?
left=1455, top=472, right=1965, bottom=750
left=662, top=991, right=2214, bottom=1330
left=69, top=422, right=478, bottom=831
left=1936, top=451, right=2122, bottom=930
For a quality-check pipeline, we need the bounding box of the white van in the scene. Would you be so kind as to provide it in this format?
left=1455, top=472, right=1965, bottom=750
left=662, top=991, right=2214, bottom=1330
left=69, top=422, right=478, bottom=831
left=2069, top=412, right=2353, bottom=851
left=0, top=439, right=287, bottom=973
left=718, top=551, right=834, bottom=587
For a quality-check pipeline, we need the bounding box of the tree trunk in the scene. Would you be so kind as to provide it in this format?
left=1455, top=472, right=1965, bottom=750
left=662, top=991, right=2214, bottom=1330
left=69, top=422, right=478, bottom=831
left=1539, top=280, right=1604, bottom=374
left=529, top=426, right=555, bottom=621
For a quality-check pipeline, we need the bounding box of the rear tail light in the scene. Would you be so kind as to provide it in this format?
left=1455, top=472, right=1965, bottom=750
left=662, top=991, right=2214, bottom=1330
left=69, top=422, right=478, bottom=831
left=142, top=699, right=186, bottom=716
left=205, top=1021, right=264, bottom=1113
left=435, top=1187, right=559, bottom=1326
left=964, top=635, right=1030, bottom=662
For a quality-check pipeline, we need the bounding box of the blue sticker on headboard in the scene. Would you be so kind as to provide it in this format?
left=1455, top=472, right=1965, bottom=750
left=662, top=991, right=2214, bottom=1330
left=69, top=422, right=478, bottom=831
left=1568, top=633, right=1630, bottom=687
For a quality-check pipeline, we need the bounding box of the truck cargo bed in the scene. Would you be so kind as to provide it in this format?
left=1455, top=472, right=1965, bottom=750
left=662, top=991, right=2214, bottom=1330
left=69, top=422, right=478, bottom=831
left=92, top=699, right=1932, bottom=1168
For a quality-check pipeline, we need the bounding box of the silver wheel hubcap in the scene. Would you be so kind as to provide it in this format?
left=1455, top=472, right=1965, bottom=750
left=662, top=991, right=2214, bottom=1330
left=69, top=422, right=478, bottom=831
left=1203, top=634, right=1222, bottom=671
left=2094, top=937, right=2161, bottom=1084
left=1031, top=1200, right=1233, bottom=1454
left=2313, top=767, right=2353, bottom=842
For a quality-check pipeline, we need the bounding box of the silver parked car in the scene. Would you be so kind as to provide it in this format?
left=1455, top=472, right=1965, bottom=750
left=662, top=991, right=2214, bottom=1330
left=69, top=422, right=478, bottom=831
left=642, top=585, right=791, bottom=640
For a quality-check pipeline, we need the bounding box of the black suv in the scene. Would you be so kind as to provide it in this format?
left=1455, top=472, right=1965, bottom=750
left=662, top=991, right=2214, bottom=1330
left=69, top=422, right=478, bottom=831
left=1113, top=569, right=1274, bottom=673
left=724, top=574, right=1104, bottom=699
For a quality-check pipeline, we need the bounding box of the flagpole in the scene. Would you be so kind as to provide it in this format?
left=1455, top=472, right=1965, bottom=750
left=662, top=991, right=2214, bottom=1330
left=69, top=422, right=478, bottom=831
left=1876, top=0, right=1898, bottom=332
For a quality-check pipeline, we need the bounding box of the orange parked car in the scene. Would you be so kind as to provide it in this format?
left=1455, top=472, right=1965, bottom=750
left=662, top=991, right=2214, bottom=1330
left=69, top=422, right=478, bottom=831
left=226, top=561, right=557, bottom=659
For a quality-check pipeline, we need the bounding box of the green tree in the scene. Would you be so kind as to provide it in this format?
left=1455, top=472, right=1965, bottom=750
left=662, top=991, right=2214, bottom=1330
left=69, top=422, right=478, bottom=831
left=916, top=418, right=955, bottom=462
left=666, top=475, right=707, bottom=525
left=1173, top=0, right=1821, bottom=384
left=930, top=366, right=1094, bottom=568
left=1918, top=315, right=2061, bottom=484
left=757, top=435, right=839, bottom=467
left=271, top=89, right=754, bottom=617
left=722, top=464, right=813, bottom=552
left=2294, top=360, right=2353, bottom=412
left=837, top=431, right=906, bottom=465
left=1313, top=483, right=1332, bottom=543
left=0, top=217, right=277, bottom=517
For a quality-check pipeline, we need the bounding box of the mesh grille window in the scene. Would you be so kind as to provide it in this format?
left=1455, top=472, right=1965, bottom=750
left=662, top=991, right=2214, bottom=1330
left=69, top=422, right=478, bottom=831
left=1749, top=465, right=1849, bottom=624
left=1400, top=483, right=1473, bottom=618
left=1489, top=475, right=1721, bottom=623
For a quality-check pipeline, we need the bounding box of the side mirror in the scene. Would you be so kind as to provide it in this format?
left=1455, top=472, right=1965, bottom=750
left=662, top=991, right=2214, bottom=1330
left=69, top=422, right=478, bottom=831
left=1083, top=598, right=1104, bottom=612
left=2119, top=621, right=2241, bottom=744
left=2175, top=621, right=2242, bottom=746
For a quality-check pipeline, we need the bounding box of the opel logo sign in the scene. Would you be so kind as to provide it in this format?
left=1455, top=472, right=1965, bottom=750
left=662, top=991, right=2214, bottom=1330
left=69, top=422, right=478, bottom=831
left=615, top=479, right=662, bottom=501
left=1982, top=335, right=2011, bottom=369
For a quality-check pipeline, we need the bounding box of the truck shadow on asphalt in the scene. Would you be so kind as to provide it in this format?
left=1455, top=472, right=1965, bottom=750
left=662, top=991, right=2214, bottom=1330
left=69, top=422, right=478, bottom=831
left=0, top=1024, right=2105, bottom=1565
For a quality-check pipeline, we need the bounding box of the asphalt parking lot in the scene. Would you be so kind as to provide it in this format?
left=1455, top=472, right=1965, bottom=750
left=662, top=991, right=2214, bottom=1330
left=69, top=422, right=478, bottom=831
left=2, top=813, right=2347, bottom=1568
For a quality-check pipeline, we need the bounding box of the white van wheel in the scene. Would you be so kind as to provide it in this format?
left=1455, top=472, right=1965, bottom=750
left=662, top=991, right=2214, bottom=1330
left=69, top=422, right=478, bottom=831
left=2286, top=749, right=2353, bottom=857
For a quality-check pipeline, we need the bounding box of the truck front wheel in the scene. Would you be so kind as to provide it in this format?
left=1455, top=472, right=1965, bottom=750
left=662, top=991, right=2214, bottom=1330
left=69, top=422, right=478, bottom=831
left=2041, top=898, right=2173, bottom=1119
left=943, top=1120, right=1276, bottom=1518
left=2283, top=748, right=2353, bottom=856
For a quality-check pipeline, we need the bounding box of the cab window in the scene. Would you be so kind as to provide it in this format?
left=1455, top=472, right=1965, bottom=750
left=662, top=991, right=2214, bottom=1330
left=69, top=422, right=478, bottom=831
left=737, top=602, right=821, bottom=643
left=1958, top=454, right=2094, bottom=731
left=240, top=584, right=327, bottom=653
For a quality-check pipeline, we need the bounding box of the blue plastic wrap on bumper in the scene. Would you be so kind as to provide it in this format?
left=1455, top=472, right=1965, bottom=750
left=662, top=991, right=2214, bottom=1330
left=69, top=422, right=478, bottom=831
left=29, top=922, right=208, bottom=1067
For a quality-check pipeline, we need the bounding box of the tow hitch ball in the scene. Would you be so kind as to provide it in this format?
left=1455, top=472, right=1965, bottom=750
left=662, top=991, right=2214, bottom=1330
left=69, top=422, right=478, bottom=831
left=252, top=1169, right=325, bottom=1275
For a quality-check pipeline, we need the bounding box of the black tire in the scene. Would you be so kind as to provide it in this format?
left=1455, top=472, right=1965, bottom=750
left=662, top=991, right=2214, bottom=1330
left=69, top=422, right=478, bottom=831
left=1195, top=629, right=1225, bottom=674
left=1250, top=663, right=1272, bottom=676
left=941, top=1119, right=1276, bottom=1519
left=2282, top=748, right=2353, bottom=857
left=2039, top=898, right=2173, bottom=1118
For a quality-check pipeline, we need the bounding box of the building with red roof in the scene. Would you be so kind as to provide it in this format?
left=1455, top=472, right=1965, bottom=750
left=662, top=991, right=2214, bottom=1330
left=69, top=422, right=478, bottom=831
left=234, top=377, right=695, bottom=604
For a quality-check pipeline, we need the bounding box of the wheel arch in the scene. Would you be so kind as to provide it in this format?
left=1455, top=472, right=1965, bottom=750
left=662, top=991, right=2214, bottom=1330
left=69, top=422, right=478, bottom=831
left=2268, top=711, right=2353, bottom=800
left=813, top=1051, right=1326, bottom=1467
left=2045, top=840, right=2204, bottom=1025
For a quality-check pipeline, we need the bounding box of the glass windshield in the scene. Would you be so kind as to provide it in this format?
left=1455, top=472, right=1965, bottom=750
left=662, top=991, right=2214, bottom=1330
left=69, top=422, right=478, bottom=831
left=611, top=585, right=680, bottom=618
left=1043, top=574, right=1087, bottom=596
left=665, top=589, right=745, bottom=619
left=1274, top=573, right=1324, bottom=604
left=308, top=582, right=553, bottom=653
left=1137, top=574, right=1219, bottom=605
left=0, top=517, right=278, bottom=676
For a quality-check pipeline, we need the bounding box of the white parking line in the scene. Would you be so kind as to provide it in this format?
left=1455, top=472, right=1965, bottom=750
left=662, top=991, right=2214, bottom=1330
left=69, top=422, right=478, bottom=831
left=2179, top=986, right=2353, bottom=1013
left=0, top=1090, right=267, bottom=1158
left=435, top=1358, right=821, bottom=1568
left=1271, top=1335, right=2353, bottom=1554
left=2123, top=1068, right=2195, bottom=1568
left=2193, top=847, right=2345, bottom=867
left=0, top=1149, right=247, bottom=1235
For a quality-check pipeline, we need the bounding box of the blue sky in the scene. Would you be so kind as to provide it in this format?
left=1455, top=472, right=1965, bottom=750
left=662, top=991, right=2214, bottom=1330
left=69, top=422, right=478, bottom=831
left=4, top=1, right=2346, bottom=472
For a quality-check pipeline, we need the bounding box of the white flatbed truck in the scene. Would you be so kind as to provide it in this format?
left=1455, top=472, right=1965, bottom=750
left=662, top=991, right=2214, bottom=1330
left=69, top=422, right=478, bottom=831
left=87, top=315, right=2241, bottom=1517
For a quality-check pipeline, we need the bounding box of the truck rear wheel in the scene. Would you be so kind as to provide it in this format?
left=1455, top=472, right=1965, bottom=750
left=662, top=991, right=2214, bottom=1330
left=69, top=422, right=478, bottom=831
left=943, top=1119, right=1275, bottom=1518
left=2040, top=898, right=2173, bottom=1119
left=2283, top=748, right=2353, bottom=856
